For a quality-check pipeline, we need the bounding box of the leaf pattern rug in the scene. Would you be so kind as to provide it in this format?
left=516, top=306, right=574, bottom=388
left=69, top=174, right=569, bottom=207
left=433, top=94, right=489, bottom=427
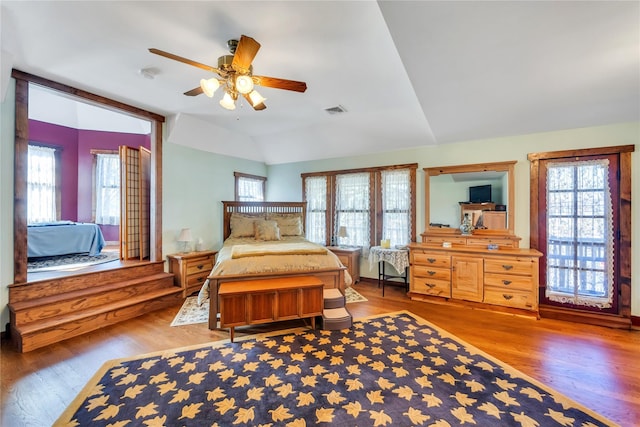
left=55, top=310, right=616, bottom=426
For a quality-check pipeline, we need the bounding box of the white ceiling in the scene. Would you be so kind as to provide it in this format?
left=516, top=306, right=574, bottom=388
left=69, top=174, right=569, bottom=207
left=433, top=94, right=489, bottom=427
left=2, top=1, right=638, bottom=165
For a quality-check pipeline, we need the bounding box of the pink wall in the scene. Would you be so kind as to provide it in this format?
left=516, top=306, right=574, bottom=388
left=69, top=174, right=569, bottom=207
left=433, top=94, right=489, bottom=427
left=28, top=120, right=151, bottom=242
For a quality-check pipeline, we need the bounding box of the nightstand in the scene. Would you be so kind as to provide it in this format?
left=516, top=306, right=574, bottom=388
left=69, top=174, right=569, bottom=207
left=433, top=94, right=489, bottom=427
left=327, top=246, right=361, bottom=283
left=167, top=250, right=217, bottom=297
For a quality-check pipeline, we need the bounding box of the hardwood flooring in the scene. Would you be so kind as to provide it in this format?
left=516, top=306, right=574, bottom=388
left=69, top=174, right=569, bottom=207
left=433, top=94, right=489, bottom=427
left=2, top=280, right=639, bottom=426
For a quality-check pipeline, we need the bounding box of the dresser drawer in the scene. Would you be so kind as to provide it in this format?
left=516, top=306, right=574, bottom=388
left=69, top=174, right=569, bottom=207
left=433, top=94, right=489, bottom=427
left=484, top=288, right=536, bottom=311
left=411, top=277, right=451, bottom=298
left=423, top=236, right=467, bottom=245
left=412, top=265, right=451, bottom=281
left=412, top=252, right=450, bottom=268
left=484, top=273, right=533, bottom=292
left=484, top=258, right=535, bottom=276
left=186, top=271, right=209, bottom=288
left=466, top=238, right=516, bottom=248
left=186, top=258, right=214, bottom=276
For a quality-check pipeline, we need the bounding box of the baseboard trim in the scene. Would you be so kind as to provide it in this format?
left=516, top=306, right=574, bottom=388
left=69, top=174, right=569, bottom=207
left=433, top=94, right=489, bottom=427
left=631, top=315, right=640, bottom=330
left=539, top=304, right=632, bottom=329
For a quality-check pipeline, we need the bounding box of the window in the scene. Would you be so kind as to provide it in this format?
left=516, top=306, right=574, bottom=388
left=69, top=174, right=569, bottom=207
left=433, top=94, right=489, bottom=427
left=545, top=158, right=614, bottom=308
left=94, top=152, right=120, bottom=225
left=27, top=145, right=57, bottom=224
left=235, top=172, right=266, bottom=202
left=302, top=164, right=416, bottom=248
left=529, top=145, right=633, bottom=321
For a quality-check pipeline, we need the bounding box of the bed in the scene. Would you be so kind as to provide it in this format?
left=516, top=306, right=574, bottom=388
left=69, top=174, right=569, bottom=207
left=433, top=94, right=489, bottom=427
left=27, top=221, right=106, bottom=258
left=201, top=201, right=351, bottom=330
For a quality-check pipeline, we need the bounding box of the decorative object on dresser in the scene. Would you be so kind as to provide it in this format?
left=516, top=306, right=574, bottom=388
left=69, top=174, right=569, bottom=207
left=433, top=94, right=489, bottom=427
left=326, top=246, right=361, bottom=283
left=167, top=250, right=217, bottom=298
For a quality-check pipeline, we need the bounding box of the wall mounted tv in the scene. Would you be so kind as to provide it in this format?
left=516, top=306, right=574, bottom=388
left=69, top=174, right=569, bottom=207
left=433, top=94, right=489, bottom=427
left=469, top=185, right=492, bottom=203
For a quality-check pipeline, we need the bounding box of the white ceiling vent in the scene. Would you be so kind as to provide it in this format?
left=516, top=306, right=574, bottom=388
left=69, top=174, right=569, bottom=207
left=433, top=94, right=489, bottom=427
left=324, top=105, right=348, bottom=115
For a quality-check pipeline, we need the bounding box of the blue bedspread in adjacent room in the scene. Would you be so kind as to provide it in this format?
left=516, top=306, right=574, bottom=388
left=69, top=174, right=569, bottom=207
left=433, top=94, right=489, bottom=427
left=27, top=222, right=106, bottom=258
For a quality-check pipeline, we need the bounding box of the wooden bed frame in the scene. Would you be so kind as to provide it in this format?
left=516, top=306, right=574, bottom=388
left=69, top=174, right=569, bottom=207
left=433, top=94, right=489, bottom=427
left=207, top=201, right=346, bottom=330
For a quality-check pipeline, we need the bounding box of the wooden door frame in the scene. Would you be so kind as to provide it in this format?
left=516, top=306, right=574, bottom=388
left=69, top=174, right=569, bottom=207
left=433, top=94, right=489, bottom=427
left=528, top=145, right=634, bottom=328
left=12, top=70, right=164, bottom=284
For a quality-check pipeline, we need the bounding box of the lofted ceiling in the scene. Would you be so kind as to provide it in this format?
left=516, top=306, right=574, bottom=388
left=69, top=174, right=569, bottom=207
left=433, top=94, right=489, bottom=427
left=1, top=1, right=638, bottom=165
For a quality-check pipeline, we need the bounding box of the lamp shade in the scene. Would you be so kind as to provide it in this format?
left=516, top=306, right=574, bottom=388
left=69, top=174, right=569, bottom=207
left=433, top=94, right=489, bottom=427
left=235, top=75, right=254, bottom=94
left=248, top=89, right=266, bottom=107
left=200, top=78, right=220, bottom=97
left=219, top=92, right=236, bottom=110
left=178, top=228, right=193, bottom=243
left=338, top=226, right=348, bottom=238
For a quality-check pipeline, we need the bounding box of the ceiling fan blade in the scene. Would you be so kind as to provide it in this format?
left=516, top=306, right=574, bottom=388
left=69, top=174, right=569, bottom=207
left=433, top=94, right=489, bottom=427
left=253, top=75, right=307, bottom=93
left=184, top=86, right=204, bottom=96
left=232, top=35, right=261, bottom=73
left=149, top=48, right=220, bottom=74
left=242, top=93, right=267, bottom=110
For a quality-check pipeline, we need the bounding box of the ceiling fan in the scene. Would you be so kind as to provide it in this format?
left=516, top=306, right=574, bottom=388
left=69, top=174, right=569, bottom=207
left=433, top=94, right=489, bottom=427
left=149, top=35, right=307, bottom=111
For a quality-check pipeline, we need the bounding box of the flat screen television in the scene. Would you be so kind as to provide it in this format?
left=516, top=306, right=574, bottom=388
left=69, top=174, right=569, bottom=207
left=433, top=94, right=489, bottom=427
left=469, top=185, right=492, bottom=203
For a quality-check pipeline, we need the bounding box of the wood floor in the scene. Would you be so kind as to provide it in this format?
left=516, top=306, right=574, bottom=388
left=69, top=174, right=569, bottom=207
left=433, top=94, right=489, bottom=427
left=2, top=279, right=639, bottom=426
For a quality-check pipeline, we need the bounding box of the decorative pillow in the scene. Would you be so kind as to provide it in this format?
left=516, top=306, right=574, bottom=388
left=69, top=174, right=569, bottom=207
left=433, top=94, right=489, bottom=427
left=229, top=213, right=265, bottom=238
left=267, top=213, right=303, bottom=236
left=254, top=220, right=281, bottom=241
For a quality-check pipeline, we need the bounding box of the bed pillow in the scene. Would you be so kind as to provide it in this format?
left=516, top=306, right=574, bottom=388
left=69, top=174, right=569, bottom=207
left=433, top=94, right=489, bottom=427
left=254, top=220, right=281, bottom=241
left=229, top=213, right=264, bottom=238
left=266, top=213, right=303, bottom=236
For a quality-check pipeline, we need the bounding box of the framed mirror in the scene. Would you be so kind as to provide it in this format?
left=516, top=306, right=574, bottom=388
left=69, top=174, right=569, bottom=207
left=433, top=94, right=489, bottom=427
left=423, top=161, right=516, bottom=236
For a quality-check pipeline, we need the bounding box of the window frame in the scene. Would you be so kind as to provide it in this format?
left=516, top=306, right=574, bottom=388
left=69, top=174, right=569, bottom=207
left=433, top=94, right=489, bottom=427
left=27, top=143, right=62, bottom=223
left=234, top=172, right=266, bottom=202
left=528, top=145, right=633, bottom=325
left=91, top=149, right=120, bottom=225
left=302, top=163, right=417, bottom=247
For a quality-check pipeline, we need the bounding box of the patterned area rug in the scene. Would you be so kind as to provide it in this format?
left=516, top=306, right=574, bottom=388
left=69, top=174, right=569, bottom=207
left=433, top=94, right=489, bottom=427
left=56, top=311, right=615, bottom=426
left=171, top=287, right=367, bottom=327
left=27, top=251, right=120, bottom=272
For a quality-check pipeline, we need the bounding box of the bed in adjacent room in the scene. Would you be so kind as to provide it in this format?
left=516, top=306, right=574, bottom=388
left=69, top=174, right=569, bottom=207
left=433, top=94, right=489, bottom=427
left=27, top=221, right=106, bottom=258
left=200, top=201, right=351, bottom=330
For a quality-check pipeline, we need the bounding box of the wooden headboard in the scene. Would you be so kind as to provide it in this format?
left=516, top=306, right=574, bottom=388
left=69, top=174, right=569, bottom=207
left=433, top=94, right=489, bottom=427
left=222, top=201, right=307, bottom=240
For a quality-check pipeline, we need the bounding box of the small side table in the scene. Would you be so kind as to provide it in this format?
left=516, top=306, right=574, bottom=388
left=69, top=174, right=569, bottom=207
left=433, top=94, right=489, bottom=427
left=368, top=246, right=410, bottom=296
left=167, top=250, right=217, bottom=298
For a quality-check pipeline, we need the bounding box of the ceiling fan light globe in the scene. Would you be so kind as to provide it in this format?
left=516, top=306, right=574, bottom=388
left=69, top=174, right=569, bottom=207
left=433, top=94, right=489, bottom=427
left=235, top=75, right=254, bottom=94
left=220, top=92, right=236, bottom=110
left=200, top=78, right=219, bottom=97
left=248, top=90, right=266, bottom=107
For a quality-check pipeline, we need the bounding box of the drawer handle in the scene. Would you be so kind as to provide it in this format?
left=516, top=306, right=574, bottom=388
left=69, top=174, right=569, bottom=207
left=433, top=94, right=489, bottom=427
left=425, top=283, right=436, bottom=289
left=197, top=264, right=205, bottom=270
left=502, top=265, right=513, bottom=271
left=502, top=294, right=513, bottom=300
left=198, top=276, right=206, bottom=282
left=427, top=271, right=436, bottom=276
left=427, top=258, right=436, bottom=263
left=502, top=280, right=512, bottom=285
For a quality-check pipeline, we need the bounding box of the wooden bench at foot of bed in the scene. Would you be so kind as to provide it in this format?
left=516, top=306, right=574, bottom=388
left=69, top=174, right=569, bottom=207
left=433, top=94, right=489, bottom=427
left=218, top=276, right=324, bottom=342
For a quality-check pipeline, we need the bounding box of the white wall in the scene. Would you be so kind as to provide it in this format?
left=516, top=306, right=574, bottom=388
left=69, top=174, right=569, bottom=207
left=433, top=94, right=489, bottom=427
left=268, top=122, right=640, bottom=316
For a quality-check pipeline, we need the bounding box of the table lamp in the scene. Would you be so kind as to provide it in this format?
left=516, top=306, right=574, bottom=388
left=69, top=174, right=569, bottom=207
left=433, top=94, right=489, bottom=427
left=338, top=226, right=348, bottom=247
left=177, top=228, right=193, bottom=253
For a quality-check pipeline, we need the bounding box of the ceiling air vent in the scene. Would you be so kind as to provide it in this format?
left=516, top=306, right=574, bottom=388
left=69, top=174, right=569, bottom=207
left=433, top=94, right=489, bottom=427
left=324, top=105, right=347, bottom=115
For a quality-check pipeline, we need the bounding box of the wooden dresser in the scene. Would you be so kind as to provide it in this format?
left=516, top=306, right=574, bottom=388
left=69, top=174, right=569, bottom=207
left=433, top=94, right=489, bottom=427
left=167, top=250, right=217, bottom=297
left=409, top=243, right=542, bottom=314
left=327, top=246, right=361, bottom=283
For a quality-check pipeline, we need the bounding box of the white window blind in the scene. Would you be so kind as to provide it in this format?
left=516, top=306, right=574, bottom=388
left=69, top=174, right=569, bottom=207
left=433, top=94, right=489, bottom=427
left=95, top=153, right=120, bottom=225
left=27, top=145, right=56, bottom=224
left=545, top=159, right=614, bottom=308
